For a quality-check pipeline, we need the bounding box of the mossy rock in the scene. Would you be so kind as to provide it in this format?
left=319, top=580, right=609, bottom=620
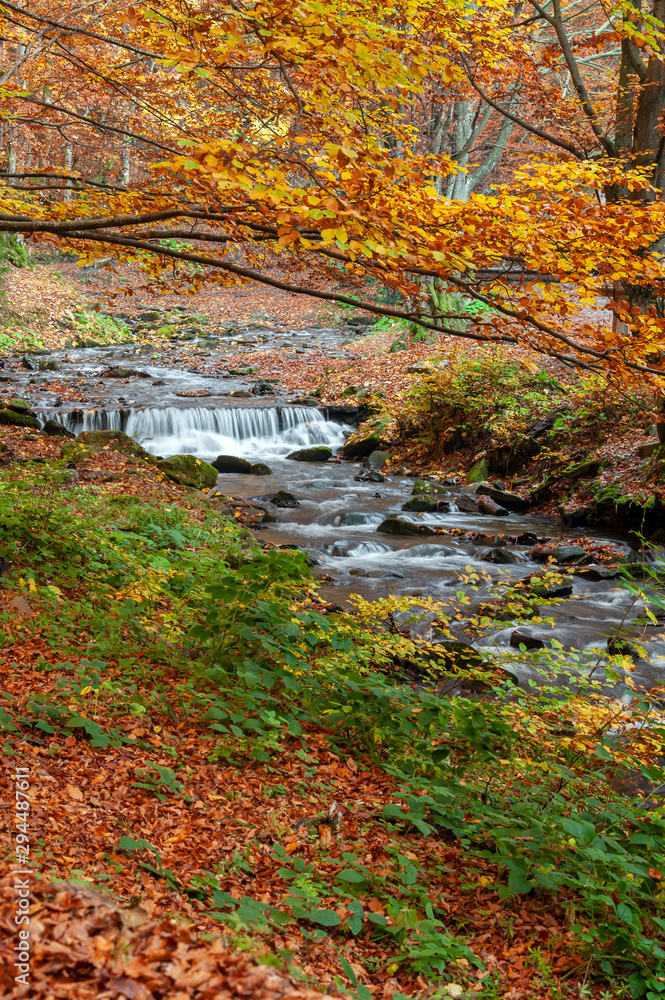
left=412, top=479, right=449, bottom=496
left=0, top=409, right=40, bottom=429
left=76, top=430, right=151, bottom=460
left=467, top=457, right=488, bottom=483
left=60, top=442, right=100, bottom=465
left=8, top=398, right=31, bottom=414
left=159, top=454, right=218, bottom=489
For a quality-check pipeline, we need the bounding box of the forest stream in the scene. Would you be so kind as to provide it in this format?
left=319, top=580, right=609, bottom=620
left=11, top=324, right=664, bottom=702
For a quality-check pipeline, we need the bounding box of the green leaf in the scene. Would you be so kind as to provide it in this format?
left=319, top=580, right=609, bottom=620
left=336, top=869, right=367, bottom=883
left=119, top=835, right=153, bottom=852
left=508, top=871, right=532, bottom=895
left=309, top=908, right=341, bottom=927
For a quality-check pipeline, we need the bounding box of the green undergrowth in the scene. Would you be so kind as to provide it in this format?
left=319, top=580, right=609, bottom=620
left=1, top=462, right=665, bottom=997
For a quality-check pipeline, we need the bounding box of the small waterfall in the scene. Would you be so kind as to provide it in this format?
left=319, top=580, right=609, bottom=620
left=38, top=405, right=348, bottom=460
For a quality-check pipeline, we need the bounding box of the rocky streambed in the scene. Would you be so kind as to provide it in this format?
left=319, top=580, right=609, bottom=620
left=1, top=324, right=663, bottom=700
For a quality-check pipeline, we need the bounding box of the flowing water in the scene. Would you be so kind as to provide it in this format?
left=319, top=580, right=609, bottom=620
left=12, top=331, right=664, bottom=698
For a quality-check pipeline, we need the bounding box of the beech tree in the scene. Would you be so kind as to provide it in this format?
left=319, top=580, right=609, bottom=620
left=0, top=0, right=664, bottom=386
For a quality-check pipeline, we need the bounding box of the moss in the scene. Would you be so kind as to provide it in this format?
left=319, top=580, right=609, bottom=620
left=158, top=454, right=218, bottom=489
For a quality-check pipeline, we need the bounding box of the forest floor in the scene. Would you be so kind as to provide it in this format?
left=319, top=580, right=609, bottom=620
left=0, top=260, right=663, bottom=1000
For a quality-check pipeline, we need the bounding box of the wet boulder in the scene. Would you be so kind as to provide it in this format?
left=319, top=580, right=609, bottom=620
left=412, top=479, right=449, bottom=496
left=249, top=461, right=272, bottom=475
left=402, top=496, right=435, bottom=512
left=286, top=446, right=332, bottom=462
left=377, top=518, right=435, bottom=536
left=159, top=454, right=218, bottom=489
left=368, top=450, right=391, bottom=470
left=41, top=419, right=75, bottom=438
left=487, top=547, right=520, bottom=564
left=530, top=544, right=587, bottom=564
left=20, top=355, right=37, bottom=371
left=39, top=359, right=60, bottom=372
left=8, top=398, right=31, bottom=414
left=213, top=455, right=255, bottom=474
left=268, top=490, right=301, bottom=508
left=455, top=493, right=479, bottom=513
left=105, top=366, right=137, bottom=378
left=341, top=430, right=381, bottom=458
left=354, top=470, right=385, bottom=483
left=510, top=631, right=547, bottom=650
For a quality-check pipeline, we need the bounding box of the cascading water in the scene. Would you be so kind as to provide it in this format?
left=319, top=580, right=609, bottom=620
left=39, top=405, right=348, bottom=460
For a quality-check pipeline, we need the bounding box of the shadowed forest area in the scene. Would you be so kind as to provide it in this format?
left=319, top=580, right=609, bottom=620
left=2, top=3, right=665, bottom=999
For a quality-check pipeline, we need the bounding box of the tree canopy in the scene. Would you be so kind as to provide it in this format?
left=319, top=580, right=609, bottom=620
left=1, top=0, right=665, bottom=382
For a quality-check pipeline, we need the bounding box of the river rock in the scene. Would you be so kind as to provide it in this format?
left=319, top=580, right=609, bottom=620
left=518, top=574, right=573, bottom=599
left=41, top=419, right=75, bottom=438
left=402, top=496, right=435, bottom=512
left=159, top=454, right=218, bottom=489
left=354, top=470, right=385, bottom=483
left=286, top=446, right=332, bottom=462
left=368, top=450, right=391, bottom=470
left=530, top=544, right=587, bottom=563
left=105, top=366, right=136, bottom=378
left=213, top=455, right=255, bottom=474
left=477, top=496, right=509, bottom=516
left=250, top=462, right=272, bottom=475
left=412, top=479, right=449, bottom=496
left=38, top=359, right=60, bottom=372
left=268, top=490, right=300, bottom=508
left=341, top=431, right=381, bottom=458
left=20, top=355, right=37, bottom=371
left=455, top=493, right=479, bottom=513
left=510, top=631, right=547, bottom=650
left=8, top=398, right=31, bottom=413
left=476, top=485, right=530, bottom=511
left=321, top=404, right=364, bottom=423
left=488, top=547, right=520, bottom=564
left=377, top=518, right=435, bottom=536
left=574, top=566, right=618, bottom=581
left=467, top=457, right=488, bottom=483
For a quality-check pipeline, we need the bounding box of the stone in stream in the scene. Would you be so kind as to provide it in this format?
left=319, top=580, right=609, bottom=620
left=412, top=479, right=449, bottom=496
left=530, top=544, right=587, bottom=563
left=487, top=547, right=520, bottom=564
left=341, top=430, right=381, bottom=458
left=354, top=470, right=385, bottom=483
left=62, top=430, right=152, bottom=464
left=368, top=450, right=391, bottom=470
left=159, top=454, right=218, bottom=489
left=402, top=496, right=435, bottom=512
left=268, top=490, right=301, bottom=508
left=213, top=454, right=273, bottom=474
left=105, top=366, right=137, bottom=378
left=8, top=398, right=31, bottom=414
left=286, top=446, right=332, bottom=462
left=574, top=566, right=619, bottom=581
left=38, top=359, right=60, bottom=372
left=510, top=631, right=547, bottom=650
left=455, top=493, right=479, bottom=513
left=476, top=484, right=530, bottom=511
left=41, top=419, right=75, bottom=438
left=20, top=355, right=37, bottom=371
left=377, top=518, right=435, bottom=536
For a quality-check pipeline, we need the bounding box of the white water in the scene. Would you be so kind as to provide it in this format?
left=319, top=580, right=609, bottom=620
left=41, top=405, right=348, bottom=460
